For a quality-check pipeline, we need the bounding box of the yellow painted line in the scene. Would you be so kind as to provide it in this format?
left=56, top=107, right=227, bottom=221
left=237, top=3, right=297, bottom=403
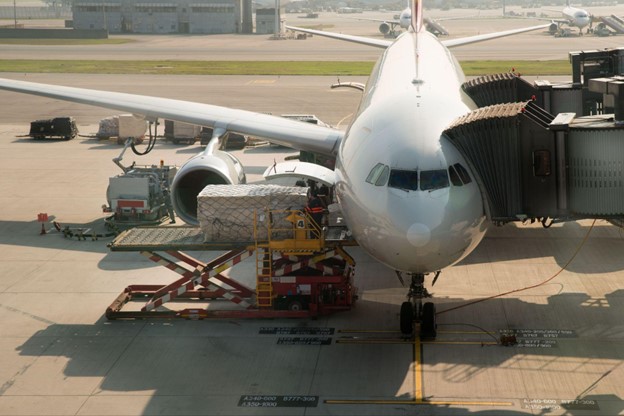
left=337, top=339, right=497, bottom=346
left=421, top=341, right=498, bottom=346
left=414, top=337, right=423, bottom=401
left=336, top=339, right=411, bottom=345
left=338, top=329, right=398, bottom=333
left=326, top=399, right=513, bottom=406
left=246, top=79, right=276, bottom=85
left=438, top=330, right=497, bottom=335
left=331, top=329, right=508, bottom=408
left=338, top=329, right=496, bottom=335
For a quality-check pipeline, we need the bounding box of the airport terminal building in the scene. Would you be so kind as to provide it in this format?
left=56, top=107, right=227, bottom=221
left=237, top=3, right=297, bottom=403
left=72, top=0, right=254, bottom=34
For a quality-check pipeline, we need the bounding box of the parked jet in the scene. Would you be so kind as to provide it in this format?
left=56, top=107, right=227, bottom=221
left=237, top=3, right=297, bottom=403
left=0, top=2, right=548, bottom=338
left=346, top=7, right=449, bottom=38
left=547, top=1, right=592, bottom=35
left=347, top=7, right=411, bottom=37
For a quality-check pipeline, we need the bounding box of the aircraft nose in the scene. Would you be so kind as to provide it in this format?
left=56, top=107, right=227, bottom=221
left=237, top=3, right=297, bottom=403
left=406, top=222, right=431, bottom=247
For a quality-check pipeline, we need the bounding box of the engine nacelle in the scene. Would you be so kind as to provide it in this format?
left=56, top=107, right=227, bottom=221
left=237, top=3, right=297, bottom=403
left=549, top=22, right=558, bottom=34
left=170, top=149, right=246, bottom=225
left=379, top=22, right=391, bottom=35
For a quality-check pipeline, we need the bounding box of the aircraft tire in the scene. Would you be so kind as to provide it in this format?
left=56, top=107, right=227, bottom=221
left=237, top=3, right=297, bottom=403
left=400, top=301, right=414, bottom=335
left=420, top=302, right=437, bottom=339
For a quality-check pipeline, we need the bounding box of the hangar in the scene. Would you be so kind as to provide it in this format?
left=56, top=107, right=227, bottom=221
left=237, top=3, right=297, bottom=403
left=72, top=0, right=255, bottom=34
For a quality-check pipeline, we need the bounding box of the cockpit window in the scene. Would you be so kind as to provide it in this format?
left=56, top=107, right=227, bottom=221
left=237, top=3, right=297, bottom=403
left=453, top=163, right=472, bottom=184
left=375, top=165, right=390, bottom=186
left=420, top=169, right=450, bottom=191
left=448, top=165, right=462, bottom=186
left=366, top=163, right=390, bottom=186
left=389, top=169, right=418, bottom=191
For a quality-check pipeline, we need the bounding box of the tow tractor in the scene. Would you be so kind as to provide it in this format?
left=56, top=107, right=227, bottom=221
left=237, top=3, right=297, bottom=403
left=106, top=207, right=357, bottom=320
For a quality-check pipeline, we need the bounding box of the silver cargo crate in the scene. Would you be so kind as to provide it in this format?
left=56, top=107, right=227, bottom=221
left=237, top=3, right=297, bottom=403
left=197, top=184, right=308, bottom=243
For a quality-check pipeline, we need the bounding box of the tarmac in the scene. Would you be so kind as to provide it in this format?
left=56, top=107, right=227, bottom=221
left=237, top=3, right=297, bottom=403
left=1, top=12, right=624, bottom=416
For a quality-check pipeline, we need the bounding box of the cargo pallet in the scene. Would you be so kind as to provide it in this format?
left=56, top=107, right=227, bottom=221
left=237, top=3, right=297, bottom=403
left=28, top=116, right=78, bottom=140
left=107, top=210, right=357, bottom=320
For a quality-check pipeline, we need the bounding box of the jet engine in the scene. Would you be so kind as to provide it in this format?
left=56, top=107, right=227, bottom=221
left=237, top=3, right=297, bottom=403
left=549, top=22, right=558, bottom=34
left=379, top=22, right=391, bottom=35
left=170, top=149, right=246, bottom=225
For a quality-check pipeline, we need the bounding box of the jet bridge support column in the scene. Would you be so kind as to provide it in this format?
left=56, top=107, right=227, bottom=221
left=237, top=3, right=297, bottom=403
left=549, top=113, right=575, bottom=213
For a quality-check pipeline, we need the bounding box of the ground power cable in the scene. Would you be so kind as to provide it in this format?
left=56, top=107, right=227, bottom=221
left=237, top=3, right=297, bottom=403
left=436, top=219, right=597, bottom=317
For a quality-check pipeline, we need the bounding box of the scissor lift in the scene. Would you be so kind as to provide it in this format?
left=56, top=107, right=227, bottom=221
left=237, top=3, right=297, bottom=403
left=106, top=210, right=356, bottom=320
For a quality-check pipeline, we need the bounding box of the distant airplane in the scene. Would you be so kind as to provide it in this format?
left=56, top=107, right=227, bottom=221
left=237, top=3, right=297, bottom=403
left=346, top=7, right=411, bottom=37
left=546, top=1, right=592, bottom=35
left=345, top=6, right=450, bottom=38
left=0, top=2, right=548, bottom=338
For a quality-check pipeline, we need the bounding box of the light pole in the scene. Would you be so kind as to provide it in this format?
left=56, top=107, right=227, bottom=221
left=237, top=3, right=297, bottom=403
left=13, top=0, right=17, bottom=28
left=274, top=0, right=279, bottom=36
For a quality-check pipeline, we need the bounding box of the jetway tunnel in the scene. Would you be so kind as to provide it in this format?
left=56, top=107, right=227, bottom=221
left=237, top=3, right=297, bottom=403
left=445, top=54, right=624, bottom=226
left=444, top=100, right=624, bottom=224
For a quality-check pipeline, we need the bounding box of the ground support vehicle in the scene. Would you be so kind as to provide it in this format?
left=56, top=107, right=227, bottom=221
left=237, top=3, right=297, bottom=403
left=106, top=210, right=357, bottom=320
left=103, top=164, right=177, bottom=229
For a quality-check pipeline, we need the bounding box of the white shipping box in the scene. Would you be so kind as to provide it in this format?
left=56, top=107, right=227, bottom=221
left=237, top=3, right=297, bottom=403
left=197, top=184, right=308, bottom=242
left=118, top=114, right=147, bottom=139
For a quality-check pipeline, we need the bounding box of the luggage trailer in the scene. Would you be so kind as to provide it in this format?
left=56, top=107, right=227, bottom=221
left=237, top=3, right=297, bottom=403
left=106, top=211, right=357, bottom=320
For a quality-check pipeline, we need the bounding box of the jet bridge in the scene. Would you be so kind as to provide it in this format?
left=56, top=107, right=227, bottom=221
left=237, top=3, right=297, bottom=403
left=452, top=48, right=624, bottom=225
left=464, top=49, right=624, bottom=119
left=443, top=100, right=624, bottom=225
left=461, top=72, right=542, bottom=109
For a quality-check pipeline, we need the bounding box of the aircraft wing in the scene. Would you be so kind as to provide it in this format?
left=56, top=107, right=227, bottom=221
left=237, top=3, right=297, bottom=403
left=347, top=16, right=400, bottom=25
left=287, top=22, right=548, bottom=49
left=0, top=77, right=343, bottom=156
left=442, top=23, right=550, bottom=47
left=285, top=25, right=392, bottom=48
left=548, top=18, right=572, bottom=24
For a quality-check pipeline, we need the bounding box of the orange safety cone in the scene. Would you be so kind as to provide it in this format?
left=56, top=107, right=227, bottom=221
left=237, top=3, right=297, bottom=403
left=37, top=213, right=48, bottom=235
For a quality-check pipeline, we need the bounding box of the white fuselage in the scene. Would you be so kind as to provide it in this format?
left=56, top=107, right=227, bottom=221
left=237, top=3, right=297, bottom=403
left=398, top=8, right=411, bottom=28
left=335, top=30, right=488, bottom=273
left=562, top=6, right=591, bottom=29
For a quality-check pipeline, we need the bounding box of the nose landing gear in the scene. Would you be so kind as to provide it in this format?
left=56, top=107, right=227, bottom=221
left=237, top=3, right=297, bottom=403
left=399, top=272, right=438, bottom=339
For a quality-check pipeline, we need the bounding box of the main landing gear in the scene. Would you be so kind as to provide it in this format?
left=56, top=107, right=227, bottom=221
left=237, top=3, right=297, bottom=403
left=399, top=272, right=438, bottom=339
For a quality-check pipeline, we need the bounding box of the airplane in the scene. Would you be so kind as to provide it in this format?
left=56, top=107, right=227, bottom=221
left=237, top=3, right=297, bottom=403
left=345, top=7, right=411, bottom=38
left=546, top=1, right=592, bottom=35
left=0, top=2, right=549, bottom=339
left=344, top=6, right=449, bottom=38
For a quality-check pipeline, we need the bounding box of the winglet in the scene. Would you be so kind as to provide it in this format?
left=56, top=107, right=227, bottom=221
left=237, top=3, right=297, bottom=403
left=412, top=0, right=423, bottom=32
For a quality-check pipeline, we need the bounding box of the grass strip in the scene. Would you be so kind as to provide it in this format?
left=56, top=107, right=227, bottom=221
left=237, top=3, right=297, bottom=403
left=0, top=60, right=374, bottom=75
left=461, top=60, right=570, bottom=76
left=0, top=59, right=571, bottom=76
